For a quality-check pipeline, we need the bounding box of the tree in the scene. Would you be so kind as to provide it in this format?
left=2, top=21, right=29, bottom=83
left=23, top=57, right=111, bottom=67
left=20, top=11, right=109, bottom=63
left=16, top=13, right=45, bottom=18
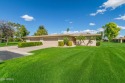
left=76, top=36, right=86, bottom=45
left=96, top=31, right=103, bottom=41
left=10, top=23, right=30, bottom=38
left=103, top=22, right=121, bottom=41
left=63, top=37, right=69, bottom=45
left=0, top=22, right=14, bottom=45
left=18, top=25, right=30, bottom=38
left=86, top=37, right=95, bottom=46
left=9, top=22, right=30, bottom=42
left=66, top=28, right=70, bottom=32
left=34, top=25, right=48, bottom=36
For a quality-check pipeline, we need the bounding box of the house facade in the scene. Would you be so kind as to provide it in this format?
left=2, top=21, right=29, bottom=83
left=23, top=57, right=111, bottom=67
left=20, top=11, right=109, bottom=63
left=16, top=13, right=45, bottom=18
left=25, top=34, right=101, bottom=46
left=113, top=37, right=125, bottom=43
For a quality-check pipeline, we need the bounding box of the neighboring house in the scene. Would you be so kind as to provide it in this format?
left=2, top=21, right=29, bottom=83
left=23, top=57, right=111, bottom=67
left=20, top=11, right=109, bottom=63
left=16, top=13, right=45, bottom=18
left=113, top=37, right=125, bottom=43
left=25, top=34, right=101, bottom=46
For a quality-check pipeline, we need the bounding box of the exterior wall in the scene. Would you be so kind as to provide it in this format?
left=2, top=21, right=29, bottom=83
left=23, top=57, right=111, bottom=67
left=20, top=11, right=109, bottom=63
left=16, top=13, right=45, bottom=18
left=58, top=37, right=64, bottom=41
left=42, top=38, right=58, bottom=46
left=26, top=38, right=41, bottom=42
left=76, top=40, right=96, bottom=46
left=26, top=36, right=97, bottom=46
left=26, top=39, right=30, bottom=42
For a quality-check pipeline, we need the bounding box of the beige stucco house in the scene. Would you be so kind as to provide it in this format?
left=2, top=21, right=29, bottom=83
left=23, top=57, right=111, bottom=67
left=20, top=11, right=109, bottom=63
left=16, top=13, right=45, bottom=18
left=25, top=34, right=101, bottom=46
left=113, top=37, right=125, bottom=43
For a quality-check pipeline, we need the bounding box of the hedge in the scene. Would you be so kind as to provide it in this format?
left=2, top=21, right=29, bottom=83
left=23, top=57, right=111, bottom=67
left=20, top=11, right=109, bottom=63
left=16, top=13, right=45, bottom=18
left=67, top=41, right=72, bottom=46
left=96, top=41, right=100, bottom=46
left=18, top=42, right=42, bottom=48
left=58, top=41, right=64, bottom=46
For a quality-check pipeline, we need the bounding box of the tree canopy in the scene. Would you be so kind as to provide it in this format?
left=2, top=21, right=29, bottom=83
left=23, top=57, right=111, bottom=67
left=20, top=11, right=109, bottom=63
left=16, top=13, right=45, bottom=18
left=0, top=21, right=14, bottom=44
left=0, top=21, right=30, bottom=43
left=103, top=22, right=121, bottom=41
left=34, top=25, right=48, bottom=36
left=15, top=25, right=30, bottom=38
left=66, top=28, right=70, bottom=32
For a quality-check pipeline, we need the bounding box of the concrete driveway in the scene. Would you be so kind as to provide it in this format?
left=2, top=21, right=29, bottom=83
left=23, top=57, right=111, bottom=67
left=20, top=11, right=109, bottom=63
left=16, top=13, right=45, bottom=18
left=0, top=45, right=56, bottom=60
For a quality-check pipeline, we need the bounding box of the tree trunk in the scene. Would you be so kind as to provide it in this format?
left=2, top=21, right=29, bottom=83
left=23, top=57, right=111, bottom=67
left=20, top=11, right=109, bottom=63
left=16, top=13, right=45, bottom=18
left=20, top=38, right=24, bottom=42
left=6, top=38, right=8, bottom=46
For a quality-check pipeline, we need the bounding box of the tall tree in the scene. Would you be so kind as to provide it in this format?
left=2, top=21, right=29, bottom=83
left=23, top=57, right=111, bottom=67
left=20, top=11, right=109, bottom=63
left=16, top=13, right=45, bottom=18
left=34, top=25, right=48, bottom=36
left=8, top=22, right=30, bottom=41
left=18, top=25, right=30, bottom=38
left=96, top=31, right=103, bottom=41
left=15, top=25, right=30, bottom=42
left=0, top=22, right=14, bottom=45
left=103, top=22, right=121, bottom=41
left=66, top=28, right=70, bottom=32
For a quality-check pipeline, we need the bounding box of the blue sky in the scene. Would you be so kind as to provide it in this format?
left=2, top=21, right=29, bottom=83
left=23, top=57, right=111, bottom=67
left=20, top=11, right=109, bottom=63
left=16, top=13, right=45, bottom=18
left=0, top=0, right=125, bottom=36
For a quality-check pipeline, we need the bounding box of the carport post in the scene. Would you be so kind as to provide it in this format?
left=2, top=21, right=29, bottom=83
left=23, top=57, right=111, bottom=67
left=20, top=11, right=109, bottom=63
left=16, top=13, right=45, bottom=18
left=120, top=39, right=123, bottom=43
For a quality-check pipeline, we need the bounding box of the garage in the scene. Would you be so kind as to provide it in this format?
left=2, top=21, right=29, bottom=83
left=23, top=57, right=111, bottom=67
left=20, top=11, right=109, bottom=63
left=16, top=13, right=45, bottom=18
left=43, top=37, right=58, bottom=46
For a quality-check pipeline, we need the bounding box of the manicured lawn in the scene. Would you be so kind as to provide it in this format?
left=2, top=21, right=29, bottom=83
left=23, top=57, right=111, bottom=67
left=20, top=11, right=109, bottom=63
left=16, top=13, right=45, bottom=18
left=0, top=42, right=18, bottom=47
left=0, top=42, right=125, bottom=83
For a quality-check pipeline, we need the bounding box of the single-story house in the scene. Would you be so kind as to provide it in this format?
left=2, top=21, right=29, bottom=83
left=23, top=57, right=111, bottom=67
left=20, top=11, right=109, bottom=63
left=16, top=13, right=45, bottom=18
left=25, top=34, right=101, bottom=46
left=113, top=37, right=125, bottom=43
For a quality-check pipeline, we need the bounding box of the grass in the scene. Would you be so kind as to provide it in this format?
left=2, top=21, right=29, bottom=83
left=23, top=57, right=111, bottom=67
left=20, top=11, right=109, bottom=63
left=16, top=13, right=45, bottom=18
left=0, top=42, right=125, bottom=83
left=0, top=42, right=18, bottom=47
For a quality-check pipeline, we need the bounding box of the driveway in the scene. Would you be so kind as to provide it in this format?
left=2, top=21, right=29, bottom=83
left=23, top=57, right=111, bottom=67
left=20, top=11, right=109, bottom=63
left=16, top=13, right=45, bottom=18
left=0, top=45, right=56, bottom=60
left=0, top=51, right=23, bottom=60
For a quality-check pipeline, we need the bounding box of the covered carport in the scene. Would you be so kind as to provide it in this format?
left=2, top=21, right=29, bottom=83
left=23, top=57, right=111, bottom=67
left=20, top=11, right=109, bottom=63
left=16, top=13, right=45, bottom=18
left=113, top=37, right=125, bottom=43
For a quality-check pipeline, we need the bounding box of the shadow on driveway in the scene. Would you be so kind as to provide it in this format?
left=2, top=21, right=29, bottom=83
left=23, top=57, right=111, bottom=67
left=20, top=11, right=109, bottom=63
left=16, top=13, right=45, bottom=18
left=0, top=51, right=23, bottom=60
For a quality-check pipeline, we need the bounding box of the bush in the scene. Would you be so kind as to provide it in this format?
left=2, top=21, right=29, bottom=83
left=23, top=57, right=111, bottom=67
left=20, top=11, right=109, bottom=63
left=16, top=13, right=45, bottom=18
left=67, top=41, right=72, bottom=46
left=8, top=38, right=14, bottom=42
left=96, top=41, right=100, bottom=46
left=14, top=38, right=22, bottom=42
left=18, top=42, right=42, bottom=48
left=63, top=37, right=69, bottom=45
left=58, top=41, right=64, bottom=46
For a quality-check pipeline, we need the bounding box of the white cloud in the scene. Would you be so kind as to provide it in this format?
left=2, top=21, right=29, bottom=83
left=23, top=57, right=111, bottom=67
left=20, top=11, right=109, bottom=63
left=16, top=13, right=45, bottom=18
left=97, top=28, right=104, bottom=32
left=116, top=34, right=124, bottom=38
left=21, top=15, right=34, bottom=21
left=89, top=23, right=96, bottom=26
left=51, top=33, right=58, bottom=35
left=61, top=29, right=103, bottom=34
left=62, top=31, right=79, bottom=34
left=69, top=22, right=73, bottom=24
left=118, top=25, right=125, bottom=29
left=83, top=29, right=98, bottom=34
left=90, top=0, right=125, bottom=16
left=115, top=14, right=125, bottom=20
left=90, top=9, right=106, bottom=16
left=102, top=0, right=125, bottom=9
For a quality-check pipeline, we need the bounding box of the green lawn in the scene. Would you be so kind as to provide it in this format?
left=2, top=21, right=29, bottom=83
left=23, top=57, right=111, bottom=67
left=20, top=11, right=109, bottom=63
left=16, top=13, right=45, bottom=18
left=0, top=42, right=18, bottom=47
left=0, top=42, right=125, bottom=83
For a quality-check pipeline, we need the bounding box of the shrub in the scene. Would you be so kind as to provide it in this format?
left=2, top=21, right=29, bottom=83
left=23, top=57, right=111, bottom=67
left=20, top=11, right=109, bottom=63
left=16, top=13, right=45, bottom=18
left=96, top=41, right=100, bottom=46
left=63, top=37, right=69, bottom=45
left=14, top=38, right=22, bottom=42
left=8, top=38, right=14, bottom=42
left=67, top=41, right=72, bottom=46
left=18, top=42, right=42, bottom=48
left=58, top=41, right=64, bottom=46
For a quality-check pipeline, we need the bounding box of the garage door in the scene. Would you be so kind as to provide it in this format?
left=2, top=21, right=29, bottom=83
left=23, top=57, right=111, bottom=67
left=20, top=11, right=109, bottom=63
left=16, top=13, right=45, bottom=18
left=43, top=38, right=58, bottom=46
